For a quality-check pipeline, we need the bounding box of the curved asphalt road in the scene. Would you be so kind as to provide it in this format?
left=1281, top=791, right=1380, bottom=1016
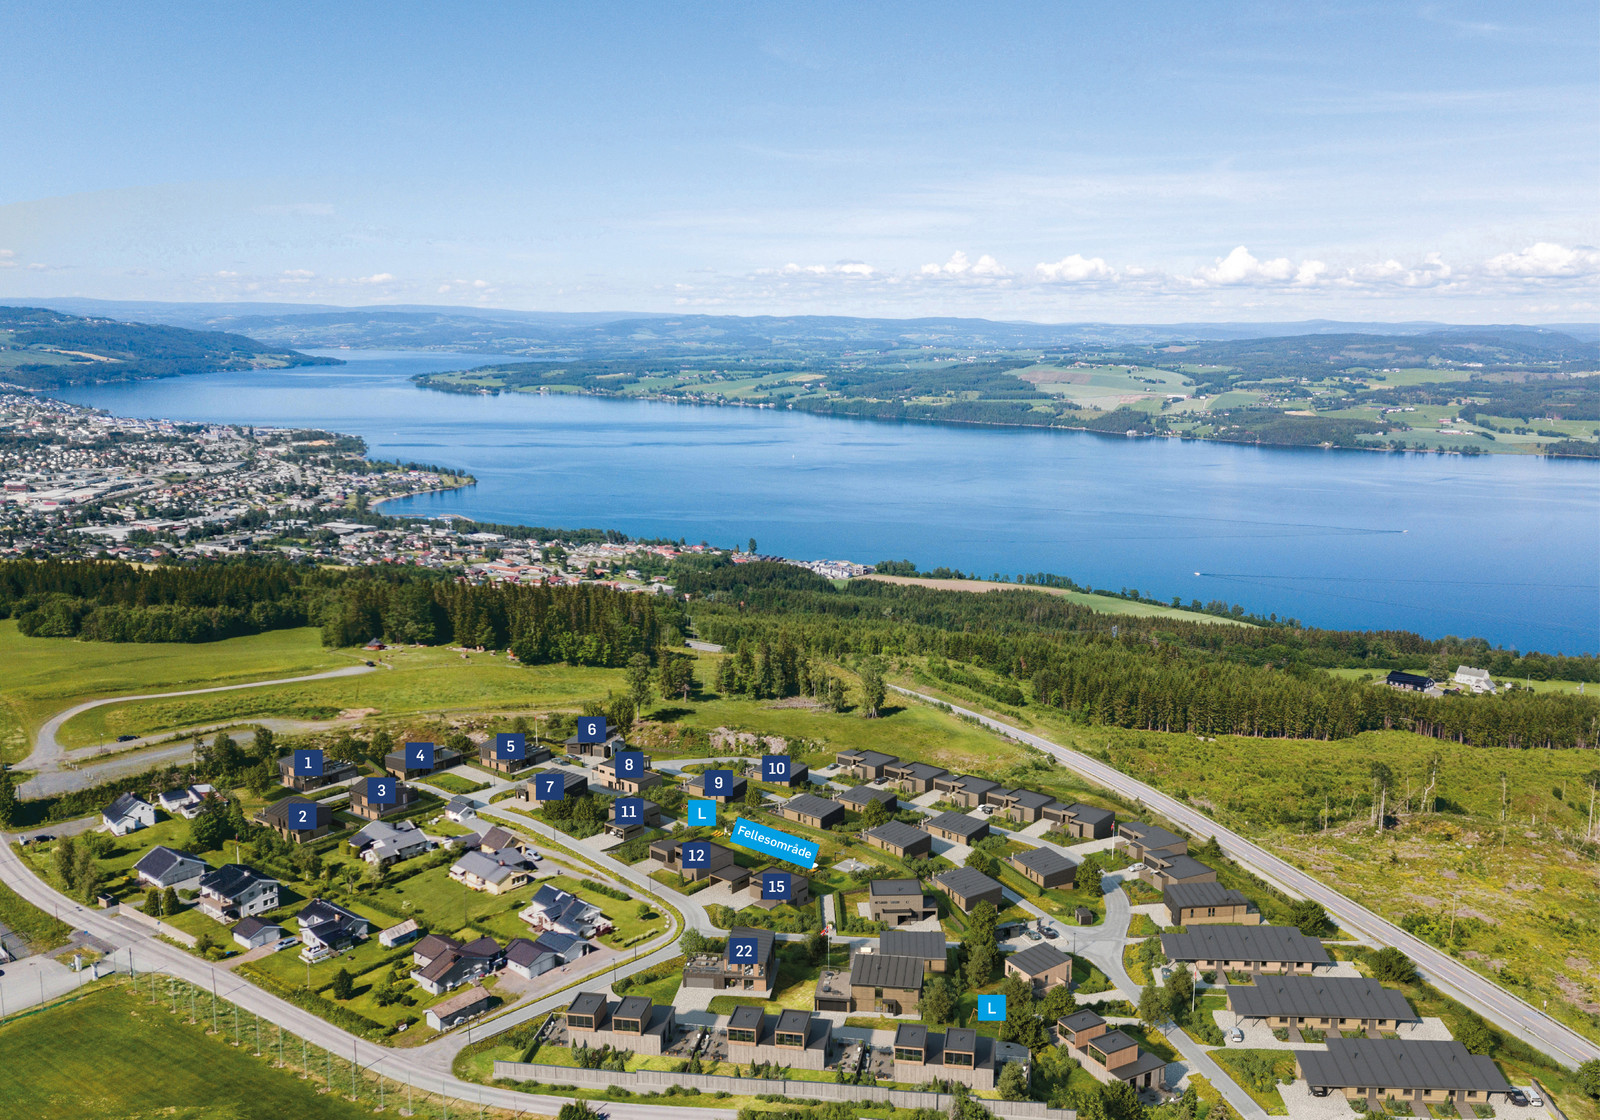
left=891, top=685, right=1600, bottom=1070
left=0, top=815, right=724, bottom=1119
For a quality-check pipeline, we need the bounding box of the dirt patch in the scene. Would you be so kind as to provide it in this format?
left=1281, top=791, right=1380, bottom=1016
left=337, top=707, right=380, bottom=719
left=762, top=697, right=830, bottom=711
left=1438, top=869, right=1458, bottom=880
left=1553, top=974, right=1600, bottom=1014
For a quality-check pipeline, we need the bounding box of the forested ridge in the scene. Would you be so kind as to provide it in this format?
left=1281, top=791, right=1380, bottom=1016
left=0, top=559, right=676, bottom=667
left=680, top=562, right=1600, bottom=750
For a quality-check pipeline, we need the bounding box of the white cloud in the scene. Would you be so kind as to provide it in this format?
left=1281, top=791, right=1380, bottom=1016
left=1196, top=245, right=1297, bottom=285
left=1483, top=242, right=1600, bottom=278
left=921, top=251, right=1009, bottom=278
left=0, top=249, right=13, bottom=269
left=354, top=272, right=396, bottom=284
left=281, top=268, right=316, bottom=281
left=1035, top=254, right=1113, bottom=282
left=779, top=260, right=875, bottom=278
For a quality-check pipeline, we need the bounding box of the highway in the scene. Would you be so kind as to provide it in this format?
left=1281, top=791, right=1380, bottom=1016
left=891, top=685, right=1600, bottom=1070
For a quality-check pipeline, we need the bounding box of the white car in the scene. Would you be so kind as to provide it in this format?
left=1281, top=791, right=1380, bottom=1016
left=1527, top=1089, right=1544, bottom=1108
left=1229, top=1028, right=1244, bottom=1043
left=1127, top=862, right=1146, bottom=873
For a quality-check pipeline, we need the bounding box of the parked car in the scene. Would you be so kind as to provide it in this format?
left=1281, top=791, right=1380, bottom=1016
left=1127, top=862, right=1146, bottom=873
left=1041, top=925, right=1060, bottom=939
left=1507, top=1090, right=1528, bottom=1107
left=1527, top=1089, right=1543, bottom=1108
left=1025, top=928, right=1043, bottom=941
left=1228, top=1027, right=1244, bottom=1043
left=116, top=734, right=137, bottom=742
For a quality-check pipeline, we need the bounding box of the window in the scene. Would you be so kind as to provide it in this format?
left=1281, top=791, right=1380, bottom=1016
left=945, top=1051, right=973, bottom=1067
left=776, top=1033, right=803, bottom=1048
left=894, top=1047, right=922, bottom=1062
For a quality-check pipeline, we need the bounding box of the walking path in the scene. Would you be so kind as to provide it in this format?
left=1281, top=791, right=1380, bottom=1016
left=891, top=684, right=1600, bottom=1069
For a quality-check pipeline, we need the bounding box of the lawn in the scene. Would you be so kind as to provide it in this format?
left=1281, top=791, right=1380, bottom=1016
left=426, top=771, right=491, bottom=795
left=858, top=576, right=1249, bottom=627
left=0, top=620, right=351, bottom=762
left=0, top=875, right=73, bottom=953
left=0, top=984, right=379, bottom=1119
left=1210, top=1048, right=1296, bottom=1115
left=55, top=645, right=626, bottom=748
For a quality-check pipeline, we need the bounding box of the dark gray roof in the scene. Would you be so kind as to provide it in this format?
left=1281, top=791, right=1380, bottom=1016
left=1005, top=789, right=1056, bottom=810
left=840, top=750, right=897, bottom=767
left=234, top=916, right=277, bottom=938
left=951, top=775, right=1000, bottom=795
left=1090, top=1029, right=1139, bottom=1054
left=775, top=1008, right=812, bottom=1037
left=931, top=866, right=1004, bottom=900
left=851, top=951, right=926, bottom=990
left=1064, top=802, right=1115, bottom=826
left=1011, top=846, right=1076, bottom=877
left=1059, top=1009, right=1105, bottom=1032
left=728, top=1004, right=763, bottom=1030
left=837, top=784, right=898, bottom=807
left=944, top=1027, right=978, bottom=1053
left=1120, top=820, right=1186, bottom=848
left=870, top=878, right=924, bottom=898
left=1227, top=976, right=1415, bottom=1023
left=880, top=929, right=947, bottom=961
left=133, top=845, right=204, bottom=880
left=568, top=991, right=607, bottom=1017
left=1007, top=942, right=1073, bottom=976
left=893, top=1022, right=927, bottom=1049
left=614, top=995, right=653, bottom=1022
left=504, top=937, right=541, bottom=966
left=1153, top=854, right=1215, bottom=880
left=724, top=926, right=775, bottom=964
left=1298, top=1039, right=1511, bottom=1093
left=1116, top=1051, right=1171, bottom=1081
left=1164, top=881, right=1251, bottom=911
left=892, top=762, right=947, bottom=781
left=924, top=811, right=988, bottom=839
left=198, top=863, right=274, bottom=898
left=783, top=793, right=842, bottom=819
left=103, top=791, right=148, bottom=819
left=1162, top=925, right=1331, bottom=965
left=865, top=820, right=930, bottom=849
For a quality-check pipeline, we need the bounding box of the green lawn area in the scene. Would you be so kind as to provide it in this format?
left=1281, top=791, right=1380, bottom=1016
left=0, top=620, right=352, bottom=762
left=1210, top=1048, right=1296, bottom=1115
left=0, top=874, right=73, bottom=953
left=0, top=984, right=378, bottom=1119
left=55, top=645, right=626, bottom=748
left=425, top=771, right=491, bottom=795
left=859, top=576, right=1248, bottom=627
left=704, top=944, right=823, bottom=1013
left=362, top=862, right=533, bottom=944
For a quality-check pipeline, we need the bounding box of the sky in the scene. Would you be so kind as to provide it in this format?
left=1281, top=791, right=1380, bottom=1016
left=1, top=1, right=1596, bottom=322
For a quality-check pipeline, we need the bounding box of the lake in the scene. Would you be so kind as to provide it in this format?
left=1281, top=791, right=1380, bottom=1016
left=54, top=350, right=1600, bottom=654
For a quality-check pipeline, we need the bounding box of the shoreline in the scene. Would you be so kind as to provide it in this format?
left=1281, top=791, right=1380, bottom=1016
left=411, top=376, right=1600, bottom=462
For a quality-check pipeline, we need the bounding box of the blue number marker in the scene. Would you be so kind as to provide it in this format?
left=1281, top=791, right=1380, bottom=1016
left=535, top=772, right=564, bottom=800
left=615, top=797, right=643, bottom=822
left=681, top=841, right=711, bottom=867
left=288, top=804, right=317, bottom=830
left=577, top=717, right=607, bottom=743
left=687, top=799, right=717, bottom=826
left=615, top=750, right=644, bottom=777
left=293, top=749, right=323, bottom=777
left=705, top=769, right=732, bottom=795
left=977, top=993, right=1007, bottom=1021
left=367, top=776, right=396, bottom=804
left=761, top=755, right=790, bottom=782
left=496, top=733, right=526, bottom=761
left=761, top=871, right=791, bottom=900
left=405, top=741, right=435, bottom=770
left=728, top=936, right=759, bottom=963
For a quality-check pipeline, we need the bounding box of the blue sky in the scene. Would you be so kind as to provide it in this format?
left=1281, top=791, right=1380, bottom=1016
left=1, top=2, right=1595, bottom=320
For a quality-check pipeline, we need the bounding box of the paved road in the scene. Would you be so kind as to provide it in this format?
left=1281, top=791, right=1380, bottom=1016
left=1079, top=871, right=1267, bottom=1120
left=892, top=685, right=1600, bottom=1069
left=15, top=666, right=377, bottom=798
left=0, top=835, right=728, bottom=1119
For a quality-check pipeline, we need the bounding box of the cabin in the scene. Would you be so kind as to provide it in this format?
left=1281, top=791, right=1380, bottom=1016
left=1010, top=846, right=1077, bottom=890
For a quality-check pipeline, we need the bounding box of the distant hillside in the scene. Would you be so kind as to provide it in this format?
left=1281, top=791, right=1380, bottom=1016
left=0, top=306, right=340, bottom=389
left=1154, top=330, right=1600, bottom=381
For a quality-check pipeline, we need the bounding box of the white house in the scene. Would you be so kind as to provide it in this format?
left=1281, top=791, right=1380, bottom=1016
left=196, top=865, right=279, bottom=923
left=1453, top=666, right=1497, bottom=694
left=517, top=884, right=609, bottom=939
left=156, top=784, right=218, bottom=819
left=504, top=931, right=593, bottom=979
left=232, top=917, right=285, bottom=950
left=444, top=795, right=477, bottom=822
left=101, top=793, right=156, bottom=836
left=132, top=846, right=209, bottom=892
left=348, top=819, right=432, bottom=867
left=296, top=898, right=371, bottom=962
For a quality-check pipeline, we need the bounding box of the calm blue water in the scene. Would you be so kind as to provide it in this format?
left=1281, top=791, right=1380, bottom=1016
left=54, top=350, right=1600, bottom=654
